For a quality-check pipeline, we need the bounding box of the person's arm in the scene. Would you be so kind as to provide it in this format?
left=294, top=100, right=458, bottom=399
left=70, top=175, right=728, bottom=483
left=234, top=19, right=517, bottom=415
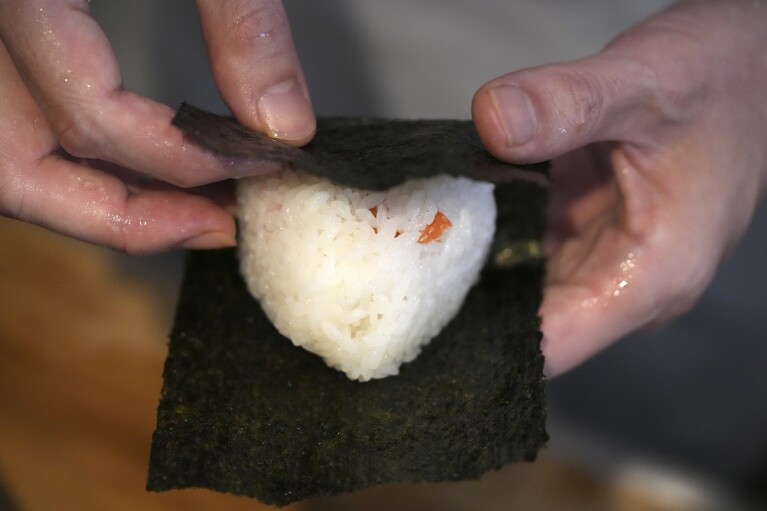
left=0, top=0, right=314, bottom=253
left=472, top=0, right=767, bottom=376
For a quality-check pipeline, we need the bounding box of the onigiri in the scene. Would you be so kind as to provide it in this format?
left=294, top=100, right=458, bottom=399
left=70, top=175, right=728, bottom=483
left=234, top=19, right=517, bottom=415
left=237, top=170, right=496, bottom=381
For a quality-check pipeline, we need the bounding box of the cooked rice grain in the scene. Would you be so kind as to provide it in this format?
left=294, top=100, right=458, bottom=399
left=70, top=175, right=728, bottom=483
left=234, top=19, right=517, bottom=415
left=237, top=170, right=496, bottom=381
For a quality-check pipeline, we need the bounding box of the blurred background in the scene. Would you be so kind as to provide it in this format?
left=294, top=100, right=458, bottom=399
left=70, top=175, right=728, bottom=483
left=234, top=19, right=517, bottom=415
left=2, top=1, right=766, bottom=509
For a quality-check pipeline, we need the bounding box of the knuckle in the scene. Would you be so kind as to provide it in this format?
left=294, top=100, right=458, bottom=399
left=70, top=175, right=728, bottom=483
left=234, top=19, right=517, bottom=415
left=118, top=235, right=148, bottom=255
left=0, top=166, right=22, bottom=219
left=225, top=1, right=292, bottom=60
left=54, top=110, right=102, bottom=158
left=649, top=63, right=704, bottom=125
left=555, top=70, right=605, bottom=135
left=0, top=149, right=33, bottom=221
left=107, top=212, right=144, bottom=255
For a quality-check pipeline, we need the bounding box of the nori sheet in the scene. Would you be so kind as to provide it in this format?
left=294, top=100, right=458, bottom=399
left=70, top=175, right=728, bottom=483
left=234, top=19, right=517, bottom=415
left=172, top=102, right=549, bottom=190
left=147, top=105, right=549, bottom=506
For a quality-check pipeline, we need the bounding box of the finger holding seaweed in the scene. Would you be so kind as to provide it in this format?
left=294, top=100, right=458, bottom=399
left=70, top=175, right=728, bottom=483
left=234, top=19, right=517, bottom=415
left=173, top=102, right=550, bottom=191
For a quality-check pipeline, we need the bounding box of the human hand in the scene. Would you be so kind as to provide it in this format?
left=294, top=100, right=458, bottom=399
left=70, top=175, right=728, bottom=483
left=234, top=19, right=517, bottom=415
left=0, top=0, right=314, bottom=253
left=472, top=0, right=767, bottom=376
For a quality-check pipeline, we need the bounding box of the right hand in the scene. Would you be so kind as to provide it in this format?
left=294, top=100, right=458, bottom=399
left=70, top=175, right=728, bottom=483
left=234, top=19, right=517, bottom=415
left=472, top=0, right=767, bottom=376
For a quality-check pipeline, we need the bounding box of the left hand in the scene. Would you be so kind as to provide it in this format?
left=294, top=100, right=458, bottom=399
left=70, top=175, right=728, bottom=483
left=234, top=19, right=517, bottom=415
left=0, top=0, right=314, bottom=254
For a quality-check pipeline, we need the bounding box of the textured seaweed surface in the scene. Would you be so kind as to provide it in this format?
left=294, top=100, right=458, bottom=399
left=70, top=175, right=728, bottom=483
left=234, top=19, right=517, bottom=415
left=148, top=106, right=548, bottom=506
left=173, top=102, right=549, bottom=190
left=148, top=252, right=546, bottom=506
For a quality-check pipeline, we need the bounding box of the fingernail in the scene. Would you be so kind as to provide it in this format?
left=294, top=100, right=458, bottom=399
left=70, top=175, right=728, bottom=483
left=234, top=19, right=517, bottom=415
left=257, top=79, right=315, bottom=142
left=488, top=85, right=537, bottom=147
left=181, top=231, right=236, bottom=250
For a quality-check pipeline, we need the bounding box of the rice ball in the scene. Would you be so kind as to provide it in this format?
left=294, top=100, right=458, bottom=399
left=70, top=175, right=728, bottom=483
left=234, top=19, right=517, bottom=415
left=237, top=170, right=496, bottom=381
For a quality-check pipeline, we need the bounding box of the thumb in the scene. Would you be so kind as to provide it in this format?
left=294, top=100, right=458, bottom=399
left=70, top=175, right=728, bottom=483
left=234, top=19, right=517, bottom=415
left=472, top=54, right=656, bottom=163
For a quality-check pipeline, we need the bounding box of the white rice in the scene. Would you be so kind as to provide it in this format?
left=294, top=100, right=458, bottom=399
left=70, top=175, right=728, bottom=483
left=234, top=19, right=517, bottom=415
left=237, top=169, right=496, bottom=381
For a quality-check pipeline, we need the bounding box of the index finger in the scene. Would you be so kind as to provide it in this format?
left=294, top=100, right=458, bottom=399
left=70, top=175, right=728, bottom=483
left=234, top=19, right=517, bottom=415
left=196, top=0, right=316, bottom=146
left=0, top=0, right=269, bottom=187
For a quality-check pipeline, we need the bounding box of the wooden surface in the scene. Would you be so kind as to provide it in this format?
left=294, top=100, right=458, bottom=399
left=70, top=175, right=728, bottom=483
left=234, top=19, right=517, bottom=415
left=0, top=217, right=703, bottom=511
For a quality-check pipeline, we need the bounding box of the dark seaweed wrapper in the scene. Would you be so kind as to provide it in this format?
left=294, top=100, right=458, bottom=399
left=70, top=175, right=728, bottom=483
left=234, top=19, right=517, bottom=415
left=147, top=105, right=549, bottom=506
left=171, top=102, right=550, bottom=190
